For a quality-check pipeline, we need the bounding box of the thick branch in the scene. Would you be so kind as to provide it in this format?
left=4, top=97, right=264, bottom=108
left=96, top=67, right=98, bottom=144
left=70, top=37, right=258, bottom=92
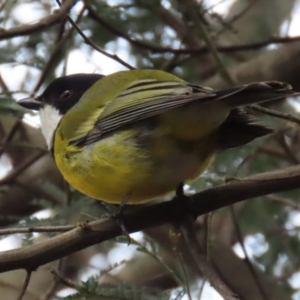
left=0, top=0, right=76, bottom=41
left=0, top=164, right=300, bottom=273
left=87, top=8, right=300, bottom=55
left=206, top=41, right=300, bottom=90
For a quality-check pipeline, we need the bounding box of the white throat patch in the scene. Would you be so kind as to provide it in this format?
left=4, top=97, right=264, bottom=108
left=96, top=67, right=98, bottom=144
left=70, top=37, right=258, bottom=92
left=39, top=105, right=63, bottom=149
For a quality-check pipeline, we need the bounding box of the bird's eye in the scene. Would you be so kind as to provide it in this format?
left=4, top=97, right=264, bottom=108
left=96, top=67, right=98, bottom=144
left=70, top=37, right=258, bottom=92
left=61, top=90, right=72, bottom=99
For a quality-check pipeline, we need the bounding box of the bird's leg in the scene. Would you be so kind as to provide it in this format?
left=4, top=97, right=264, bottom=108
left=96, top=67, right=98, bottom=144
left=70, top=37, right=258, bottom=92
left=110, top=194, right=131, bottom=245
left=174, top=182, right=189, bottom=211
left=174, top=183, right=196, bottom=220
left=176, top=183, right=185, bottom=198
left=112, top=193, right=130, bottom=218
left=175, top=182, right=189, bottom=200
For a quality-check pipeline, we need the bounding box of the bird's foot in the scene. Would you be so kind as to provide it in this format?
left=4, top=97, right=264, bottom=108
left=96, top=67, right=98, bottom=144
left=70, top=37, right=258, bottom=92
left=103, top=194, right=131, bottom=245
left=173, top=183, right=196, bottom=220
left=175, top=183, right=190, bottom=201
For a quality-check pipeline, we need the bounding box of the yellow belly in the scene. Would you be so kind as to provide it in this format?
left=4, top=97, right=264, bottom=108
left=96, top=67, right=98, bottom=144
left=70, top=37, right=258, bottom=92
left=54, top=127, right=217, bottom=204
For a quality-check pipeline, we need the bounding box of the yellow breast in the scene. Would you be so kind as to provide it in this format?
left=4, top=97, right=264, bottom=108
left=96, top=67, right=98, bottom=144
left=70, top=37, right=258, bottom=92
left=54, top=124, right=217, bottom=204
left=54, top=128, right=154, bottom=203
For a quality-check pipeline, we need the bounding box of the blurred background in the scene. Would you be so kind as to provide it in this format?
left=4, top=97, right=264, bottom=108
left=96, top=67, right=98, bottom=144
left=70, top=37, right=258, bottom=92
left=1, top=0, right=300, bottom=299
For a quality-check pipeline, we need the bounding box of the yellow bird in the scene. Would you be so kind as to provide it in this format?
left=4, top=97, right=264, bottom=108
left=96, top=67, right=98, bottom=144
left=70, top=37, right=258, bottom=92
left=18, top=69, right=295, bottom=204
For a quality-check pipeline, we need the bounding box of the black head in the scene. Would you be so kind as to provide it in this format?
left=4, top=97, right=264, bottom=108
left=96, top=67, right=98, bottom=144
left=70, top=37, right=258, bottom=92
left=18, top=73, right=104, bottom=114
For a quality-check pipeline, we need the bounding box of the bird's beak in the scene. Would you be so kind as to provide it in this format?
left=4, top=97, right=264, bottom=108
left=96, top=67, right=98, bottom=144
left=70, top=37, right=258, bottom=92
left=17, top=96, right=43, bottom=111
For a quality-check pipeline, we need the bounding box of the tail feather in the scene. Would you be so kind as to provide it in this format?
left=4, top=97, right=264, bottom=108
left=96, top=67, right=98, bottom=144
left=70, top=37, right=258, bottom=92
left=216, top=81, right=296, bottom=107
left=217, top=108, right=273, bottom=150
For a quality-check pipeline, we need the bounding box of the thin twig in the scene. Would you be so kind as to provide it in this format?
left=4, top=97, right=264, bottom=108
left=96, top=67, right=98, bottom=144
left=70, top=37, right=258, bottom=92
left=87, top=8, right=300, bottom=55
left=41, top=259, right=64, bottom=300
left=277, top=133, right=299, bottom=164
left=229, top=206, right=268, bottom=300
left=0, top=73, right=9, bottom=91
left=216, top=0, right=257, bottom=36
left=0, top=0, right=76, bottom=41
left=55, top=0, right=135, bottom=70
left=228, top=0, right=257, bottom=26
left=250, top=105, right=300, bottom=125
left=170, top=228, right=193, bottom=300
left=0, top=225, right=75, bottom=236
left=17, top=270, right=32, bottom=300
left=267, top=194, right=300, bottom=211
left=187, top=0, right=234, bottom=85
left=32, top=5, right=86, bottom=94
left=0, top=151, right=46, bottom=185
left=87, top=7, right=152, bottom=51
left=197, top=279, right=206, bottom=300
left=51, top=268, right=77, bottom=289
left=203, top=212, right=213, bottom=259
left=179, top=215, right=238, bottom=300
left=0, top=118, right=23, bottom=157
left=0, top=279, right=38, bottom=300
left=130, top=237, right=185, bottom=288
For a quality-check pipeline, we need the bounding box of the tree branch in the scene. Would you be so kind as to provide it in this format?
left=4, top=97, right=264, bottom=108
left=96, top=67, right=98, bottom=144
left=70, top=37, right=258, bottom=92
left=84, top=10, right=300, bottom=56
left=55, top=0, right=135, bottom=70
left=0, top=164, right=300, bottom=274
left=0, top=152, right=46, bottom=185
left=179, top=215, right=238, bottom=300
left=206, top=41, right=300, bottom=90
left=0, top=0, right=76, bottom=41
left=0, top=225, right=75, bottom=236
left=229, top=206, right=268, bottom=300
left=250, top=105, right=300, bottom=125
left=17, top=270, right=32, bottom=300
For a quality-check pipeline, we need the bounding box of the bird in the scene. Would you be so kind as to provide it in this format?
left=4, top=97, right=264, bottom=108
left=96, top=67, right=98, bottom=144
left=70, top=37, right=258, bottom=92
left=18, top=69, right=296, bottom=204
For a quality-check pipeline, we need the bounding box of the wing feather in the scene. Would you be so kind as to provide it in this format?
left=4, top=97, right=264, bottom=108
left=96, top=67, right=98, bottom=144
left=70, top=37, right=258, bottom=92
left=72, top=79, right=215, bottom=146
